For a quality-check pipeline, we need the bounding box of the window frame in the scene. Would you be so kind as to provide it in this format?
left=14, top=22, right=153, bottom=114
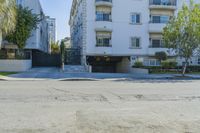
left=130, top=37, right=141, bottom=49
left=130, top=13, right=141, bottom=24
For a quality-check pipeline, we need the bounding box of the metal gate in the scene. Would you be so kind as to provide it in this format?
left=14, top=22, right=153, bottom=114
left=65, top=48, right=81, bottom=65
left=32, top=50, right=61, bottom=67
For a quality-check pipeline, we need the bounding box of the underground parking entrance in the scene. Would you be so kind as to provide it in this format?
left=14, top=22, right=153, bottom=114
left=87, top=56, right=131, bottom=73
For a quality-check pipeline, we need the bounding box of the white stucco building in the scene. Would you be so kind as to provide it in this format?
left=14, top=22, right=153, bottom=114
left=16, top=0, right=49, bottom=53
left=46, top=16, right=56, bottom=53
left=69, top=0, right=200, bottom=73
left=46, top=17, right=56, bottom=43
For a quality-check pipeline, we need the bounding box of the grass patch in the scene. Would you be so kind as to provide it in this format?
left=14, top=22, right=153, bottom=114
left=0, top=72, right=17, bottom=76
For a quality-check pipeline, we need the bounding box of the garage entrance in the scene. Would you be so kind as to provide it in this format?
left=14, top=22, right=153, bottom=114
left=87, top=56, right=123, bottom=73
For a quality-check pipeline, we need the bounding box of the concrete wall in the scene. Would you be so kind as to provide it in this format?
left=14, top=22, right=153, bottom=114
left=130, top=68, right=149, bottom=75
left=116, top=58, right=149, bottom=74
left=0, top=60, right=32, bottom=72
left=86, top=0, right=150, bottom=56
left=116, top=58, right=131, bottom=73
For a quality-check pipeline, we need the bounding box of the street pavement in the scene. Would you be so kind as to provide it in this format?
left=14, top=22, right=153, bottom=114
left=0, top=80, right=200, bottom=133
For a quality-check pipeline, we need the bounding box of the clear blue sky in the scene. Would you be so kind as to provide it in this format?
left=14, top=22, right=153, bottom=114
left=40, top=0, right=72, bottom=41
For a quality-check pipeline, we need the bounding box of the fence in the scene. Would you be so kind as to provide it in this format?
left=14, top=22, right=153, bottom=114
left=32, top=50, right=61, bottom=67
left=0, top=50, right=31, bottom=60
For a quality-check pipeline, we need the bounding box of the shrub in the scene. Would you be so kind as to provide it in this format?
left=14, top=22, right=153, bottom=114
left=134, top=61, right=144, bottom=68
left=155, top=51, right=167, bottom=61
left=161, top=60, right=177, bottom=69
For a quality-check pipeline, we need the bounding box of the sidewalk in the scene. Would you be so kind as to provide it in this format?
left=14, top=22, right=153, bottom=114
left=1, top=67, right=200, bottom=81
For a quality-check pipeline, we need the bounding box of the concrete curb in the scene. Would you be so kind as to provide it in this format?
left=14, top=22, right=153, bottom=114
left=0, top=76, right=49, bottom=81
left=1, top=74, right=200, bottom=81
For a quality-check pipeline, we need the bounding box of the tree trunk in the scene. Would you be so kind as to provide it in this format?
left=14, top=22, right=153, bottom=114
left=62, top=62, right=64, bottom=72
left=182, top=59, right=188, bottom=77
left=0, top=31, right=2, bottom=49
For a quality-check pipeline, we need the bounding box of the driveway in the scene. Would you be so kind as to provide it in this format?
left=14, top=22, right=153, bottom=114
left=0, top=80, right=200, bottom=133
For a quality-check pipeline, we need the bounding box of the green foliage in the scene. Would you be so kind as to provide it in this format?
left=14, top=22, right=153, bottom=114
left=60, top=41, right=66, bottom=63
left=161, top=60, right=177, bottom=69
left=144, top=65, right=200, bottom=74
left=0, top=72, right=18, bottom=76
left=0, top=0, right=16, bottom=35
left=51, top=41, right=60, bottom=54
left=5, top=6, right=40, bottom=49
left=134, top=61, right=144, bottom=68
left=163, top=1, right=200, bottom=75
left=155, top=51, right=167, bottom=61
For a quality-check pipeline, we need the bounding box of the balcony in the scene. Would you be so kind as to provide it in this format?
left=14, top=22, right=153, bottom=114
left=95, top=0, right=112, bottom=7
left=148, top=47, right=169, bottom=56
left=149, top=0, right=176, bottom=10
left=149, top=23, right=166, bottom=33
left=96, top=13, right=112, bottom=22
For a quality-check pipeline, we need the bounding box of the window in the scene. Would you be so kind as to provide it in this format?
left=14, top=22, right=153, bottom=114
left=131, top=13, right=141, bottom=24
left=96, top=32, right=112, bottom=47
left=96, top=38, right=111, bottom=47
left=144, top=59, right=161, bottom=66
left=198, top=58, right=200, bottom=65
left=96, top=12, right=111, bottom=21
left=131, top=37, right=141, bottom=48
left=160, top=16, right=170, bottom=23
left=151, top=15, right=170, bottom=23
left=151, top=0, right=175, bottom=5
left=151, top=39, right=163, bottom=48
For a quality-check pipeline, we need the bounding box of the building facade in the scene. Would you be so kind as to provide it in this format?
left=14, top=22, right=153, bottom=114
left=62, top=37, right=71, bottom=48
left=16, top=0, right=49, bottom=53
left=46, top=16, right=56, bottom=53
left=69, top=0, right=200, bottom=73
left=46, top=17, right=56, bottom=43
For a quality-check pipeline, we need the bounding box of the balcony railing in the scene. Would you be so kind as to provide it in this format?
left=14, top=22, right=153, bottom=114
left=96, top=0, right=112, bottom=2
left=149, top=0, right=176, bottom=6
left=149, top=45, right=165, bottom=48
left=96, top=13, right=112, bottom=22
left=95, top=0, right=113, bottom=7
left=96, top=44, right=112, bottom=47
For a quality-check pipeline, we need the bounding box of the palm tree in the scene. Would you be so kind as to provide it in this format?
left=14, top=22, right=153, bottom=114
left=0, top=0, right=16, bottom=45
left=51, top=41, right=60, bottom=54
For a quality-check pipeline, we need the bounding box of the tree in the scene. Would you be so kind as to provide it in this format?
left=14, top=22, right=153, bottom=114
left=60, top=41, right=66, bottom=71
left=51, top=41, right=60, bottom=54
left=0, top=0, right=16, bottom=45
left=155, top=51, right=167, bottom=61
left=6, top=6, right=40, bottom=49
left=163, top=1, right=200, bottom=76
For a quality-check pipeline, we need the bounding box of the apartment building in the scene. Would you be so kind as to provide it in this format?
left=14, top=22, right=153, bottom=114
left=69, top=0, right=200, bottom=73
left=46, top=17, right=56, bottom=43
left=46, top=16, right=56, bottom=53
left=16, top=0, right=49, bottom=53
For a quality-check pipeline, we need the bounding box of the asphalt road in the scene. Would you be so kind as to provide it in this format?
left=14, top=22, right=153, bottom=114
left=0, top=80, right=200, bottom=133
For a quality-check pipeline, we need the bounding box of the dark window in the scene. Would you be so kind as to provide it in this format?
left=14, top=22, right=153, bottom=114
left=96, top=38, right=111, bottom=47
left=131, top=14, right=141, bottom=24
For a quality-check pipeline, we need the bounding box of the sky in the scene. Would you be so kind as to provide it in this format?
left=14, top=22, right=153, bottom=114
left=40, top=0, right=72, bottom=41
